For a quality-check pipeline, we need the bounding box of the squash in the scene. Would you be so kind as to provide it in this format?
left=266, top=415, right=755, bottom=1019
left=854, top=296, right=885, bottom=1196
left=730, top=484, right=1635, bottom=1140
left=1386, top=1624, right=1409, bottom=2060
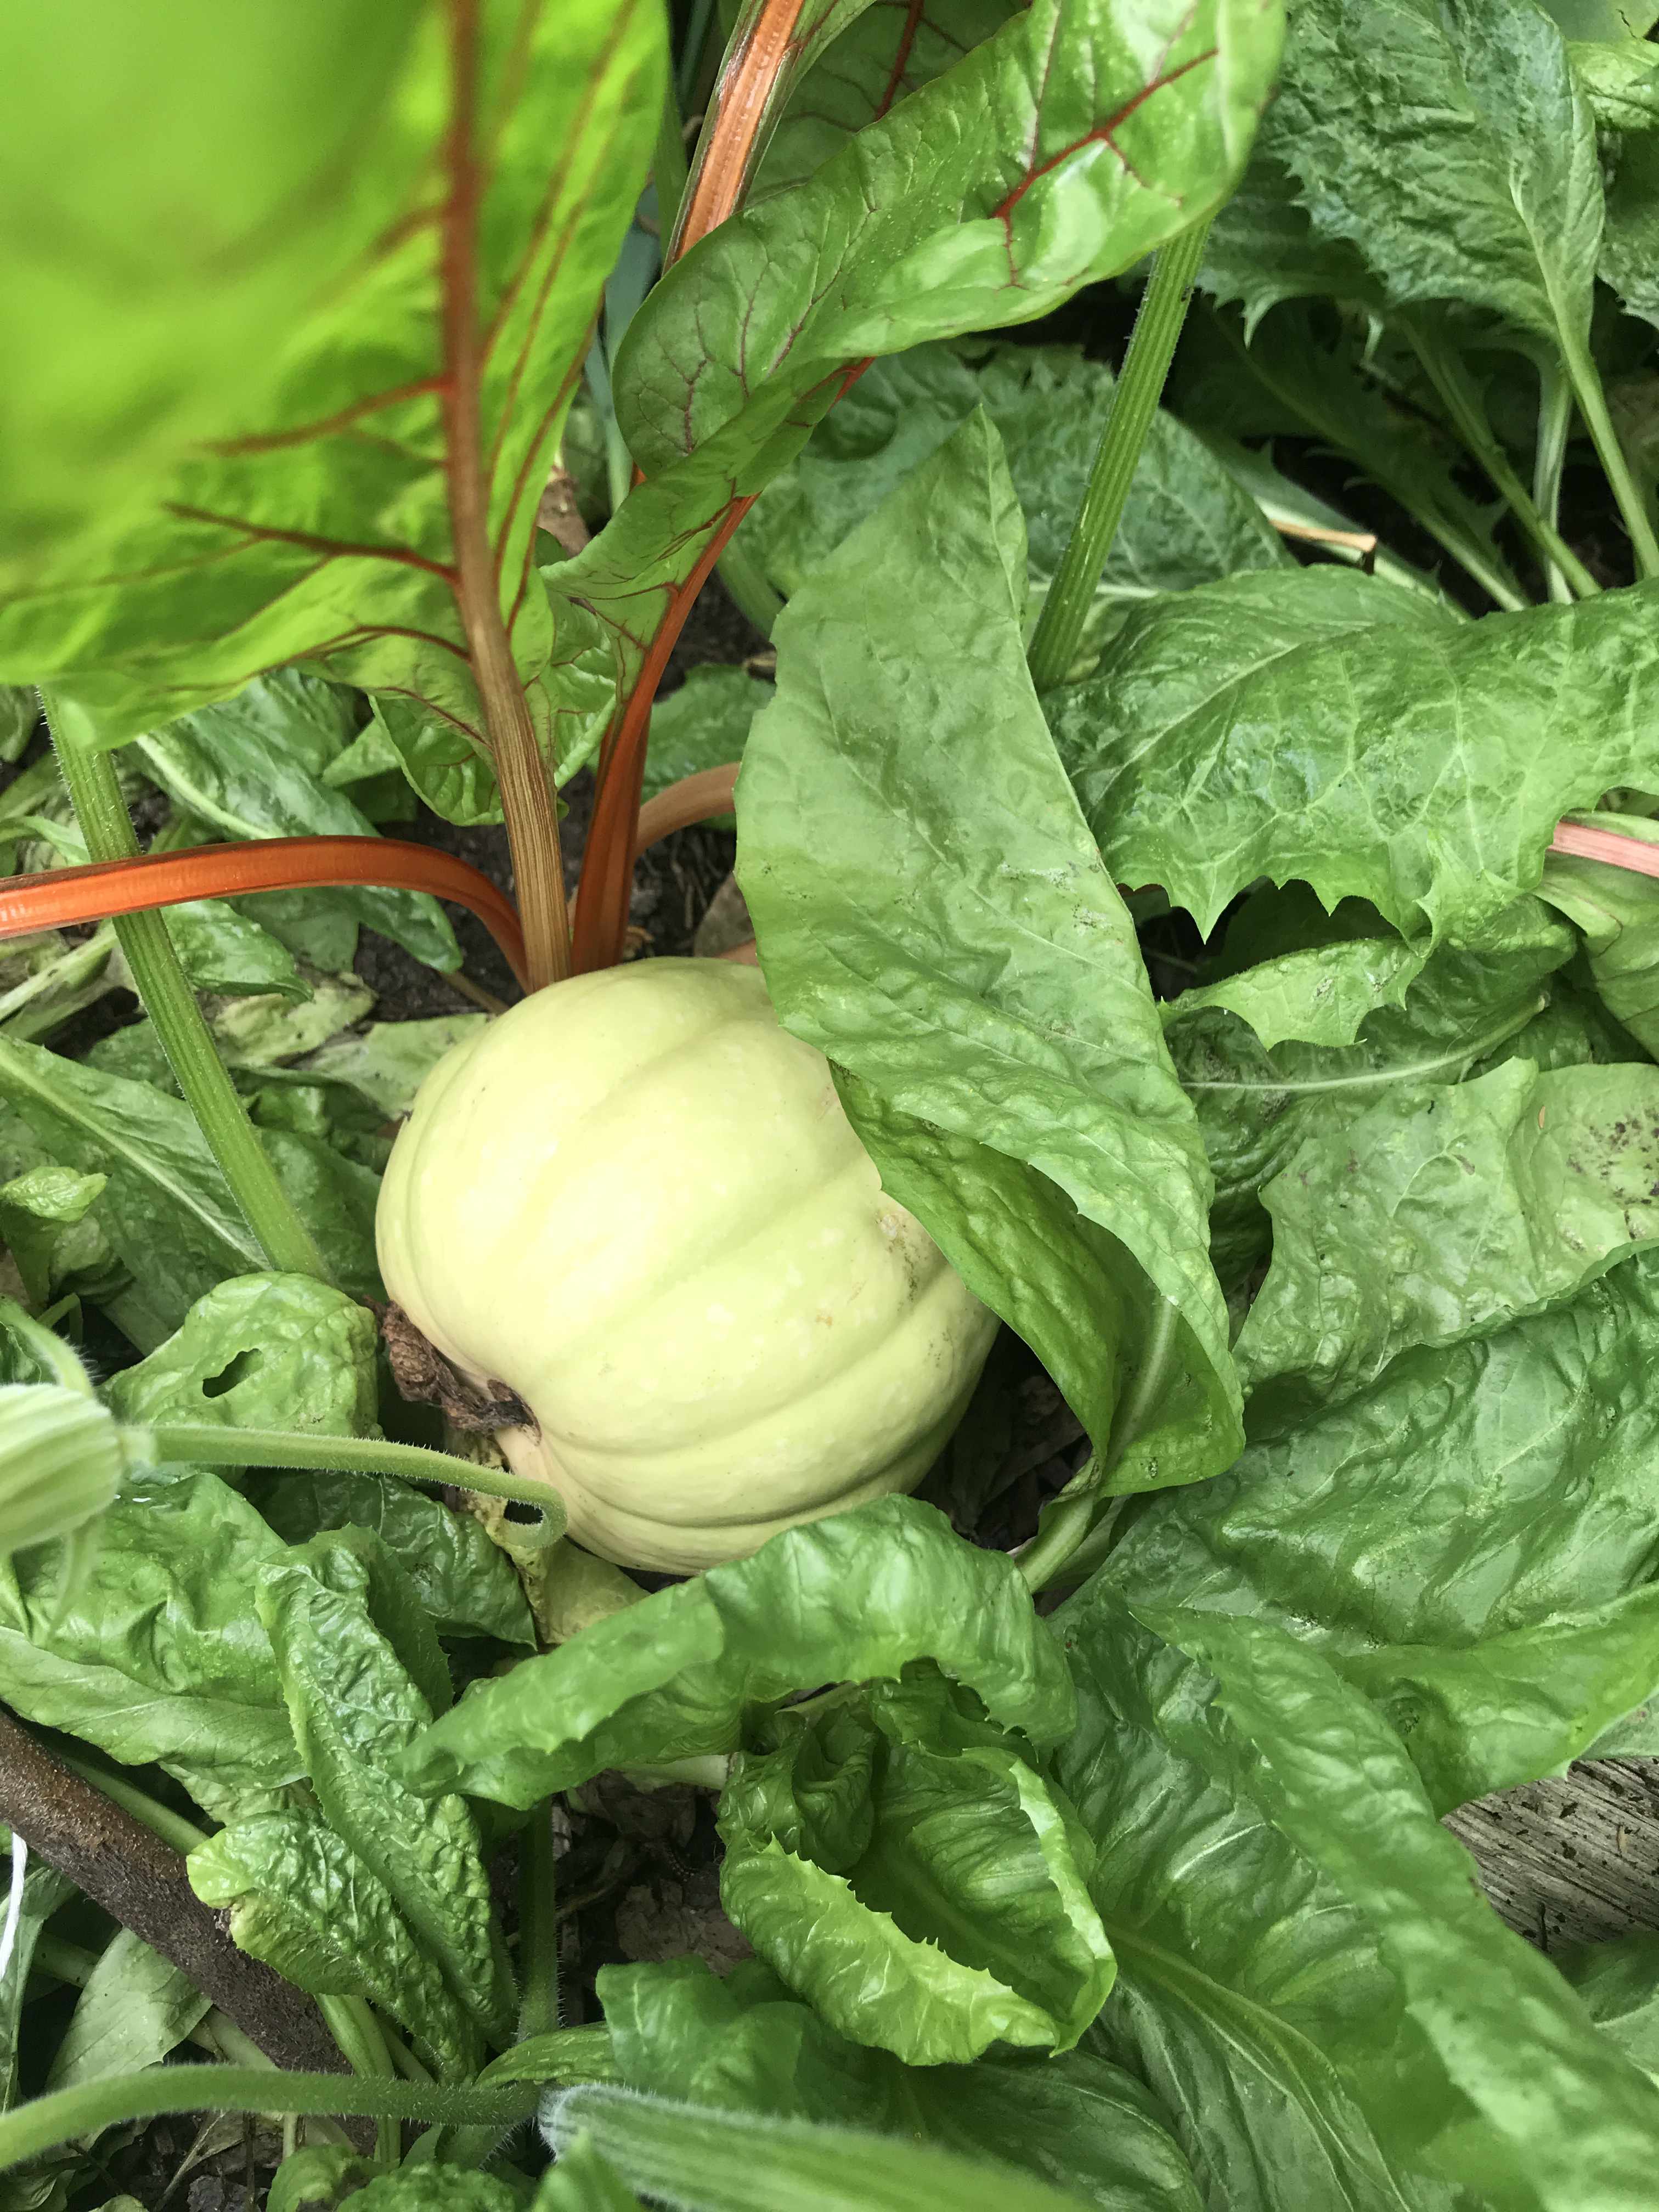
left=376, top=959, right=997, bottom=1572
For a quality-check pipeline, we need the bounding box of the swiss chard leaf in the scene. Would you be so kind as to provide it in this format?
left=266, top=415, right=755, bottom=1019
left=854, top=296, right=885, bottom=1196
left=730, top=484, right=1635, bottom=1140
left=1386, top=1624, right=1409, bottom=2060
left=0, top=2, right=665, bottom=760
left=740, top=415, right=1237, bottom=1492
left=600, top=1956, right=1204, bottom=2212
left=1101, top=1249, right=1659, bottom=1809
left=399, top=1497, right=1074, bottom=1807
left=256, top=1533, right=515, bottom=2047
left=0, top=0, right=424, bottom=585
left=247, top=1471, right=533, bottom=1647
left=1133, top=1605, right=1659, bottom=2211
left=1047, top=568, right=1659, bottom=941
left=618, top=0, right=1285, bottom=479
left=1236, top=1060, right=1659, bottom=1416
left=44, top=1929, right=210, bottom=2093
left=718, top=1674, right=1114, bottom=2065
left=188, top=1807, right=476, bottom=2079
left=0, top=1467, right=296, bottom=1821
left=137, top=677, right=459, bottom=973
left=102, top=1271, right=380, bottom=1439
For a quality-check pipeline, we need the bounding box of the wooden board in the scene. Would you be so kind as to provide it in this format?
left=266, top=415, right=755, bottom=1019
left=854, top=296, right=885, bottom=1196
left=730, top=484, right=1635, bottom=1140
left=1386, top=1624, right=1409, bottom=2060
left=1449, top=1758, right=1659, bottom=1951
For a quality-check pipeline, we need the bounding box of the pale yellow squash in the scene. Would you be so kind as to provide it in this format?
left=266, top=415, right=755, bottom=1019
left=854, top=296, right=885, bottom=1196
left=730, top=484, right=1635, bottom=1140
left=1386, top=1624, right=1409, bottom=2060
left=376, top=960, right=997, bottom=1572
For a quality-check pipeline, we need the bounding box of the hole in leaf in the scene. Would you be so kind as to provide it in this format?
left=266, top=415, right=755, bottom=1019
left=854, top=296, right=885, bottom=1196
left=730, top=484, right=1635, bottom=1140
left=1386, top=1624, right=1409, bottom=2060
left=201, top=1349, right=261, bottom=1400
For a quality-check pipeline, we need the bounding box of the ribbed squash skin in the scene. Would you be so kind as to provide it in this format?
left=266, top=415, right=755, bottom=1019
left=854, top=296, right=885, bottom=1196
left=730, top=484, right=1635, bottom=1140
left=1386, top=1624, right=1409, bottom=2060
left=376, top=960, right=997, bottom=1571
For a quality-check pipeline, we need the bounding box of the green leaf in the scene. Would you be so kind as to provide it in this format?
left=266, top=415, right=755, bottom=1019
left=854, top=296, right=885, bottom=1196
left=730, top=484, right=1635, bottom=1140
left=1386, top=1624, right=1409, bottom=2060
left=1237, top=1060, right=1659, bottom=1414
left=256, top=1536, right=515, bottom=2046
left=1047, top=568, right=1659, bottom=941
left=400, top=1496, right=1074, bottom=1807
left=364, top=700, right=503, bottom=830
left=1049, top=1598, right=1481, bottom=2208
left=644, top=668, right=773, bottom=828
left=0, top=1468, right=295, bottom=1820
left=136, top=678, right=458, bottom=973
left=0, top=1168, right=107, bottom=1310
left=1556, top=1936, right=1659, bottom=2078
left=300, top=1017, right=489, bottom=1120
left=747, top=342, right=1289, bottom=654
left=718, top=1675, right=1113, bottom=2065
left=1539, top=815, right=1659, bottom=1051
left=1, top=1851, right=74, bottom=2112
left=1136, top=1605, right=1659, bottom=2211
left=0, top=0, right=424, bottom=586
left=1169, top=306, right=1527, bottom=610
left=1270, top=0, right=1600, bottom=365
left=601, top=1956, right=1203, bottom=2212
left=164, top=899, right=311, bottom=1003
left=752, top=4, right=1022, bottom=206
left=45, top=1930, right=210, bottom=2093
left=740, top=415, right=1237, bottom=1493
left=247, top=1471, right=533, bottom=1646
left=188, top=1808, right=475, bottom=2079
left=618, top=0, right=1285, bottom=481
left=544, top=2081, right=1115, bottom=2212
left=0, top=691, right=37, bottom=766
left=1, top=7, right=667, bottom=755
left=103, top=1272, right=379, bottom=1440
left=1167, top=888, right=1578, bottom=1281
left=1101, top=1250, right=1659, bottom=1810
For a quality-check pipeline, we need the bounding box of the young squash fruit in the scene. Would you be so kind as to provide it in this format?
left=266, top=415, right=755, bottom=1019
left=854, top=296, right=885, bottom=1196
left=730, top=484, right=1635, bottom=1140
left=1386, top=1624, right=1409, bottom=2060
left=376, top=960, right=997, bottom=1572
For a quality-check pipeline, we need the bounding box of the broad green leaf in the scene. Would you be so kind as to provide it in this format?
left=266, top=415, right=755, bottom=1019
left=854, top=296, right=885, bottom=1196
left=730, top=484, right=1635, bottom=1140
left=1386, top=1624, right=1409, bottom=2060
left=1163, top=935, right=1430, bottom=1053
left=1237, top=1060, right=1659, bottom=1413
left=400, top=1497, right=1074, bottom=1807
left=644, top=668, right=773, bottom=828
left=718, top=1675, right=1114, bottom=2064
left=746, top=342, right=1288, bottom=655
left=257, top=1537, right=515, bottom=2045
left=601, top=1956, right=1203, bottom=2212
left=545, top=2081, right=1120, bottom=2212
left=0, top=3, right=665, bottom=755
left=1201, top=153, right=1381, bottom=330
left=301, top=1016, right=490, bottom=1120
left=1102, top=1250, right=1659, bottom=1809
left=1540, top=815, right=1659, bottom=1049
left=0, top=1037, right=382, bottom=1340
left=534, top=2143, right=647, bottom=2212
left=0, top=1384, right=124, bottom=1560
left=1267, top=0, right=1601, bottom=374
left=0, top=0, right=423, bottom=585
left=0, top=692, right=36, bottom=765
left=45, top=1929, right=209, bottom=2092
left=136, top=678, right=459, bottom=973
left=0, top=1167, right=108, bottom=1309
left=0, top=1853, right=74, bottom=2114
left=0, top=1468, right=295, bottom=1820
left=1578, top=32, right=1659, bottom=325
left=364, top=699, right=506, bottom=830
left=1169, top=306, right=1528, bottom=610
left=751, top=3, right=1022, bottom=206
left=188, top=1807, right=474, bottom=2078
left=247, top=1471, right=533, bottom=1646
left=103, top=1272, right=379, bottom=1440
left=1048, top=568, right=1659, bottom=941
left=618, top=0, right=1285, bottom=479
left=1138, top=1606, right=1659, bottom=2211
left=1052, top=1598, right=1477, bottom=2210
left=330, top=2175, right=527, bottom=2212
left=1557, top=1936, right=1659, bottom=2078
left=741, top=416, right=1237, bottom=1491
left=747, top=416, right=1238, bottom=1486
left=163, top=899, right=311, bottom=1005
left=1167, top=888, right=1578, bottom=1280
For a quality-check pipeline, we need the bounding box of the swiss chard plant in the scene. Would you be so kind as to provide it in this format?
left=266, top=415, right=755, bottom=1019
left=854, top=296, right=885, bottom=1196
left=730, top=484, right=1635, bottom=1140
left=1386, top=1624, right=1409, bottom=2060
left=6, top=1, right=1659, bottom=2208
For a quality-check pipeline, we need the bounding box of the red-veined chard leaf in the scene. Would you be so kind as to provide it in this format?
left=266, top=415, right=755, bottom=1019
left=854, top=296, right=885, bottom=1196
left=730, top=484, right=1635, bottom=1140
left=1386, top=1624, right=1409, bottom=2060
left=0, top=0, right=664, bottom=781
left=0, top=0, right=425, bottom=590
left=617, top=0, right=1286, bottom=480
left=738, top=415, right=1239, bottom=1494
